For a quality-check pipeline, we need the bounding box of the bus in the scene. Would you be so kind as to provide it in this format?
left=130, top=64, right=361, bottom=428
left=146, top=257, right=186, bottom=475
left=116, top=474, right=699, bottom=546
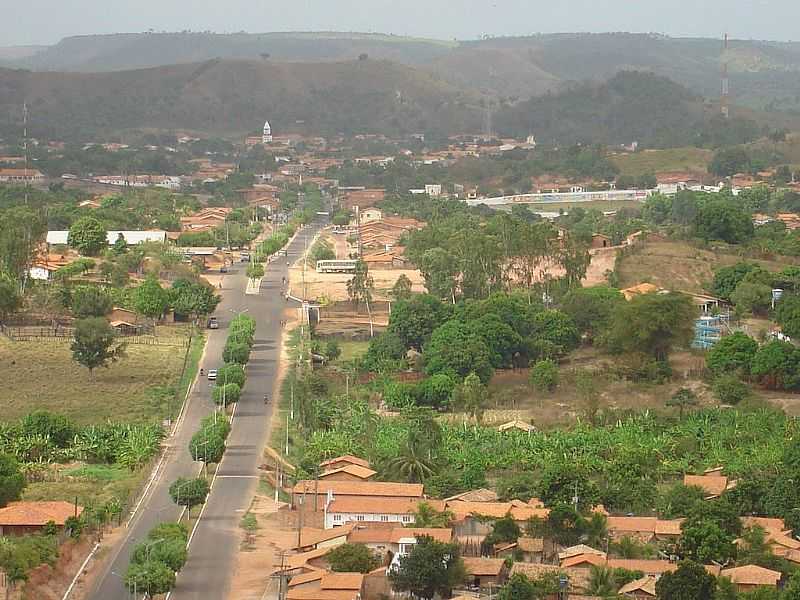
left=316, top=259, right=359, bottom=273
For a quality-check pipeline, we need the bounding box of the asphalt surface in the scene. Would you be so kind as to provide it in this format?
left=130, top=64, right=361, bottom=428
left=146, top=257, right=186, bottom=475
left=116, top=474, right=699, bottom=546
left=86, top=221, right=320, bottom=600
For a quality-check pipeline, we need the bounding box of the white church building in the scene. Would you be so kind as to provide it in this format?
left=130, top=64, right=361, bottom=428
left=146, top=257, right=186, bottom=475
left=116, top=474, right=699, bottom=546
left=262, top=120, right=273, bottom=144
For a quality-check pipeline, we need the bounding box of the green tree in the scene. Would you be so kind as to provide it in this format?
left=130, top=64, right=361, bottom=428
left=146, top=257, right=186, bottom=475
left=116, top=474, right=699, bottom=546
left=246, top=262, right=265, bottom=279
left=712, top=263, right=761, bottom=301
left=561, top=285, right=624, bottom=341
left=388, top=294, right=453, bottom=350
left=497, top=573, right=560, bottom=600
left=71, top=286, right=113, bottom=318
left=419, top=247, right=459, bottom=301
left=212, top=382, right=241, bottom=405
left=529, top=359, right=559, bottom=392
left=418, top=373, right=455, bottom=409
left=424, top=320, right=494, bottom=383
left=658, top=484, right=705, bottom=519
left=737, top=526, right=785, bottom=571
left=678, top=520, right=736, bottom=564
left=133, top=275, right=169, bottom=319
left=68, top=216, right=107, bottom=256
left=706, top=332, right=758, bottom=377
left=124, top=560, right=176, bottom=596
left=531, top=310, right=580, bottom=354
left=775, top=294, right=800, bottom=338
left=709, top=147, right=751, bottom=177
left=751, top=340, right=800, bottom=390
left=731, top=281, right=772, bottom=316
left=0, top=206, right=46, bottom=279
left=327, top=543, right=380, bottom=573
left=485, top=514, right=521, bottom=546
left=452, top=373, right=489, bottom=422
left=783, top=571, right=800, bottom=599
left=411, top=502, right=454, bottom=528
left=346, top=259, right=374, bottom=311
left=0, top=275, right=21, bottom=318
left=385, top=441, right=437, bottom=483
left=544, top=503, right=586, bottom=546
left=389, top=535, right=466, bottom=600
left=655, top=561, right=716, bottom=600
left=538, top=466, right=600, bottom=512
left=713, top=374, right=751, bottom=405
left=223, top=341, right=251, bottom=364
left=694, top=197, right=754, bottom=244
left=112, top=233, right=127, bottom=255
left=216, top=364, right=246, bottom=388
left=391, top=274, right=414, bottom=301
left=168, top=477, right=210, bottom=516
left=666, top=388, right=698, bottom=419
left=131, top=538, right=187, bottom=572
left=364, top=331, right=407, bottom=372
left=70, top=317, right=126, bottom=378
left=169, top=279, right=220, bottom=318
left=0, top=454, right=26, bottom=507
left=605, top=292, right=695, bottom=362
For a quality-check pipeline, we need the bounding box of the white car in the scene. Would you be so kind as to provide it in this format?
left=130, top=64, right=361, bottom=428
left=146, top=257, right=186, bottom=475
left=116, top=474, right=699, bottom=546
left=207, top=369, right=218, bottom=381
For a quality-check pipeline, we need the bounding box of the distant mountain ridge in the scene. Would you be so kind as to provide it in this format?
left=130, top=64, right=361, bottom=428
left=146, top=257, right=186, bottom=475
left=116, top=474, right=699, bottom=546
left=6, top=31, right=800, bottom=110
left=0, top=58, right=480, bottom=140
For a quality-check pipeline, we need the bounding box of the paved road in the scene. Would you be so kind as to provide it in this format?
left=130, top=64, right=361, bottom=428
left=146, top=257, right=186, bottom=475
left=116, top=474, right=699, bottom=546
left=86, top=221, right=321, bottom=600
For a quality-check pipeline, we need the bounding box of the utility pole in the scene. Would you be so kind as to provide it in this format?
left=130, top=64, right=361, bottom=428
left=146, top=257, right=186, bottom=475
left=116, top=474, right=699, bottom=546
left=721, top=33, right=730, bottom=119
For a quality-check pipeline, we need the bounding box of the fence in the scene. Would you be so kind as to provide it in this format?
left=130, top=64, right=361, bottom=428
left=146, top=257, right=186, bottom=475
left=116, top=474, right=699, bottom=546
left=0, top=324, right=188, bottom=347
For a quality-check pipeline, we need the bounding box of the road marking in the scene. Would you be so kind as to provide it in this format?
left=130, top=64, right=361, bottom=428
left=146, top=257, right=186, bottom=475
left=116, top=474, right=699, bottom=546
left=216, top=475, right=259, bottom=479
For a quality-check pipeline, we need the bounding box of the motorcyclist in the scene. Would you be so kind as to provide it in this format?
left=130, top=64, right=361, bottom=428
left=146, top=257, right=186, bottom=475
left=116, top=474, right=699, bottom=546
left=263, top=393, right=269, bottom=404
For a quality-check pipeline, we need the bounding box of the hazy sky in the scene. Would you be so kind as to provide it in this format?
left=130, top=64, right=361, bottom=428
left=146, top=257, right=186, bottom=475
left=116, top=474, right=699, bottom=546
left=4, top=0, right=797, bottom=46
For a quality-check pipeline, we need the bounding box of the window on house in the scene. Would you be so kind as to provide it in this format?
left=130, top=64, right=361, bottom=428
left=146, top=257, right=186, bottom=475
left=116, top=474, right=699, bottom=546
left=333, top=514, right=342, bottom=521
left=402, top=515, right=412, bottom=522
left=356, top=514, right=365, bottom=521
left=381, top=515, right=389, bottom=522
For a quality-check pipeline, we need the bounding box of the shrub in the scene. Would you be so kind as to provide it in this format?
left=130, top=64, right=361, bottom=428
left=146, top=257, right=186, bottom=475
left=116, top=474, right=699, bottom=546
left=223, top=341, right=251, bottom=364
left=529, top=359, right=559, bottom=392
left=216, top=364, right=246, bottom=388
left=212, top=383, right=241, bottom=405
left=713, top=374, right=750, bottom=405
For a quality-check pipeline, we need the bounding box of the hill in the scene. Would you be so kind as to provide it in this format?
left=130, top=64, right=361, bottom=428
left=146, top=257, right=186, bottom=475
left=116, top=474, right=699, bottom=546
left=12, top=32, right=456, bottom=72
left=494, top=71, right=765, bottom=148
left=10, top=32, right=800, bottom=111
left=0, top=58, right=480, bottom=140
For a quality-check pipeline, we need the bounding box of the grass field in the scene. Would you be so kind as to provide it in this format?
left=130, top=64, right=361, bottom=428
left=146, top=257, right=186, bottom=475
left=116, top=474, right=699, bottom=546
left=1, top=328, right=195, bottom=425
left=522, top=200, right=642, bottom=213
left=337, top=340, right=369, bottom=362
left=610, top=147, right=713, bottom=176
left=615, top=241, right=800, bottom=294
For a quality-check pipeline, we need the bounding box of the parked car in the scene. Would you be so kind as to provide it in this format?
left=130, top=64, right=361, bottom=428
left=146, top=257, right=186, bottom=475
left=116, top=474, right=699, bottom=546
left=240, top=252, right=251, bottom=262
left=207, top=317, right=219, bottom=329
left=207, top=369, right=218, bottom=381
left=219, top=265, right=228, bottom=273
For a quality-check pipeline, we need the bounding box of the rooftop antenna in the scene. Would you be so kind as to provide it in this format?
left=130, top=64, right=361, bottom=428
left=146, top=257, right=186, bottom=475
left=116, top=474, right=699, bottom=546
left=721, top=33, right=730, bottom=119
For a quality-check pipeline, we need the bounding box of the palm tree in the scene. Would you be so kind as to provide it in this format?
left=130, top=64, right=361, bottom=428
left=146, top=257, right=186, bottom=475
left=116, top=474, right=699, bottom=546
left=582, top=512, right=608, bottom=549
left=384, top=441, right=437, bottom=483
left=587, top=565, right=617, bottom=597
left=411, top=502, right=455, bottom=528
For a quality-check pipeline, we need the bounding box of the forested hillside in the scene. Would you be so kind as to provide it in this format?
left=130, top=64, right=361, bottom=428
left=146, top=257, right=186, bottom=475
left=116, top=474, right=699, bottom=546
left=494, top=71, right=765, bottom=148
left=8, top=31, right=800, bottom=111
left=0, top=58, right=479, bottom=140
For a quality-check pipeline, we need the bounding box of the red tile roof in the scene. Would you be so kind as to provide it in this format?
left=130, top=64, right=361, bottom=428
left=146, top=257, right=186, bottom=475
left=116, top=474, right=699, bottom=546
left=0, top=501, right=82, bottom=526
left=293, top=480, right=422, bottom=498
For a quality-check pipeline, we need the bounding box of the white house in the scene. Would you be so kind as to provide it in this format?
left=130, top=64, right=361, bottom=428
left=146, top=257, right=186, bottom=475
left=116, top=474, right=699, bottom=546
left=324, top=496, right=431, bottom=529
left=46, top=230, right=168, bottom=247
left=425, top=184, right=442, bottom=197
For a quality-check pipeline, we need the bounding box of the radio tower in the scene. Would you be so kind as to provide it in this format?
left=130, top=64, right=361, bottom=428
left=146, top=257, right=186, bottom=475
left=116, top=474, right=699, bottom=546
left=23, top=102, right=29, bottom=204
left=721, top=33, right=730, bottom=119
